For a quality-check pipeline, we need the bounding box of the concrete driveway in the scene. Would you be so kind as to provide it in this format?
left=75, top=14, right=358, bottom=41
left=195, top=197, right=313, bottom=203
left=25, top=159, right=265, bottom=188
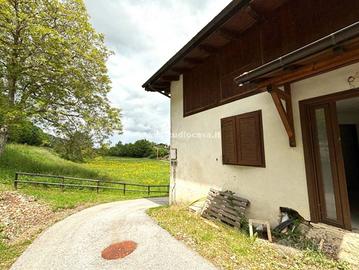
left=11, top=197, right=217, bottom=270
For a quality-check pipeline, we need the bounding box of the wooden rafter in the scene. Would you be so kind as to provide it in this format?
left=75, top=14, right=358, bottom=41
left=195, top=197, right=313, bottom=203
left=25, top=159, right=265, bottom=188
left=198, top=44, right=218, bottom=54
left=245, top=5, right=260, bottom=21
left=161, top=75, right=180, bottom=82
left=267, top=84, right=296, bottom=147
left=218, top=28, right=242, bottom=40
left=184, top=57, right=204, bottom=65
left=172, top=67, right=190, bottom=74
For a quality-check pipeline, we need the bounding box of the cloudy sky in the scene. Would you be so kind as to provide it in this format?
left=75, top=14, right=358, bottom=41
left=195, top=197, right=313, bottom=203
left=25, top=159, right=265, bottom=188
left=84, top=0, right=231, bottom=145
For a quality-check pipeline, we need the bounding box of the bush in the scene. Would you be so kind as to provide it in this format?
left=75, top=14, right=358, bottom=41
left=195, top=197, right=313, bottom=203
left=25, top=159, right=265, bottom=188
left=8, top=121, right=49, bottom=146
left=108, top=140, right=169, bottom=159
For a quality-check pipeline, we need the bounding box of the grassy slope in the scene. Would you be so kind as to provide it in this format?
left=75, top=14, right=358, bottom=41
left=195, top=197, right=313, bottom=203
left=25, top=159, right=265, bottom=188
left=0, top=144, right=100, bottom=184
left=0, top=144, right=170, bottom=184
left=148, top=206, right=350, bottom=270
left=0, top=144, right=170, bottom=210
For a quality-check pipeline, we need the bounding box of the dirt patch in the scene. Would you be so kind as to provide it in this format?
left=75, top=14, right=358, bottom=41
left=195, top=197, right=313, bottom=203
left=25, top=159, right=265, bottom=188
left=0, top=191, right=87, bottom=245
left=101, top=241, right=137, bottom=260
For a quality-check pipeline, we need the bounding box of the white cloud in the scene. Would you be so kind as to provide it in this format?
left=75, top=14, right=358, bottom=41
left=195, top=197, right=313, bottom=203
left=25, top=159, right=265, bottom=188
left=84, top=0, right=231, bottom=144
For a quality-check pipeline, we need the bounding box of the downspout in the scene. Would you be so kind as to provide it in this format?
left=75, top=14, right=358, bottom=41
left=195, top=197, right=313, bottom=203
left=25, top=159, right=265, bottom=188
left=234, top=21, right=359, bottom=85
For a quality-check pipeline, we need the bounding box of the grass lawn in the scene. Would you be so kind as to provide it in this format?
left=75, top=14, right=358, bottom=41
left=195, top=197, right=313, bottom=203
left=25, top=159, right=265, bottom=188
left=84, top=156, right=169, bottom=185
left=148, top=206, right=350, bottom=270
left=0, top=144, right=170, bottom=209
left=0, top=240, right=31, bottom=270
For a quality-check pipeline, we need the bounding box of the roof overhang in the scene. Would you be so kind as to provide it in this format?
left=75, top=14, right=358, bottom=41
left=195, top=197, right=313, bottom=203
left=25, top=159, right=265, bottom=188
left=142, top=0, right=288, bottom=97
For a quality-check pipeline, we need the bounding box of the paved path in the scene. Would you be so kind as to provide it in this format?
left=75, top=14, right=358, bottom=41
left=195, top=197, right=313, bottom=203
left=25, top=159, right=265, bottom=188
left=11, top=198, right=217, bottom=270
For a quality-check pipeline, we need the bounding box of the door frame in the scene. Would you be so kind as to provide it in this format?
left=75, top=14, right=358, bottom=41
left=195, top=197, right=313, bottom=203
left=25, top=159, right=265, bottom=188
left=300, top=87, right=359, bottom=230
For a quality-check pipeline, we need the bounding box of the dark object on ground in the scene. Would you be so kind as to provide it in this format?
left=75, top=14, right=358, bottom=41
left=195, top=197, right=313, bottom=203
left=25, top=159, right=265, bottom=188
left=273, top=218, right=297, bottom=233
left=274, top=207, right=311, bottom=233
left=101, top=241, right=137, bottom=260
left=201, top=189, right=249, bottom=229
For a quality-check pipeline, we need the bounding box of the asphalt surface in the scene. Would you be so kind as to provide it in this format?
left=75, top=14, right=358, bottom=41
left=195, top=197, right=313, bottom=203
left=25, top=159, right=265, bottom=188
left=11, top=197, right=217, bottom=270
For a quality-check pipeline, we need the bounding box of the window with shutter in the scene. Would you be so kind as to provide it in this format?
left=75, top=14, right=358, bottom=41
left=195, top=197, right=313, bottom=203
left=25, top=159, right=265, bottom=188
left=221, top=110, right=265, bottom=167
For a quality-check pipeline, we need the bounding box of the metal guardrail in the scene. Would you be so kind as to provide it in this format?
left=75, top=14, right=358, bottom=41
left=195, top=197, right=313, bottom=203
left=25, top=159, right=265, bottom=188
left=14, top=172, right=169, bottom=196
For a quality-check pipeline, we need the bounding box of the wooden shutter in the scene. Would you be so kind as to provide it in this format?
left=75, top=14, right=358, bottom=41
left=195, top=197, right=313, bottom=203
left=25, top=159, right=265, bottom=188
left=221, top=111, right=265, bottom=167
left=221, top=116, right=238, bottom=165
left=236, top=111, right=265, bottom=167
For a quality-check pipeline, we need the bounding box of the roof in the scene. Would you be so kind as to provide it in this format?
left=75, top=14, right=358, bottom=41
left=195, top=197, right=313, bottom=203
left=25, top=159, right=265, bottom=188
left=142, top=0, right=287, bottom=97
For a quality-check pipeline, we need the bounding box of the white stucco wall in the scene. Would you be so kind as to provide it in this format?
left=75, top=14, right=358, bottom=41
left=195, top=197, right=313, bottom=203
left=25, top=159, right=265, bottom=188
left=170, top=62, right=359, bottom=226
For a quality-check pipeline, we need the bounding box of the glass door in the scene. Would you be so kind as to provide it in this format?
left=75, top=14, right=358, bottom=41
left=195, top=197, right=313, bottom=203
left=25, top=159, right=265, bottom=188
left=310, top=103, right=346, bottom=227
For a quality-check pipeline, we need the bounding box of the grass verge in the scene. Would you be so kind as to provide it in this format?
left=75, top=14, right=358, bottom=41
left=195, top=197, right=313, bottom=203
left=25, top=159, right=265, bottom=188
left=0, top=239, right=31, bottom=270
left=148, top=206, right=351, bottom=270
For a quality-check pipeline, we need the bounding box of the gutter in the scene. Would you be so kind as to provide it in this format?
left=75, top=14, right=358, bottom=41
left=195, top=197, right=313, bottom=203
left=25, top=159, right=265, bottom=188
left=142, top=0, right=251, bottom=91
left=234, top=21, right=359, bottom=85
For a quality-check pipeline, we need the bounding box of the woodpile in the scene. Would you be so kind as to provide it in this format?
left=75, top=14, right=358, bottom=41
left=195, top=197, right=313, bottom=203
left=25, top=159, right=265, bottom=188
left=201, top=189, right=250, bottom=229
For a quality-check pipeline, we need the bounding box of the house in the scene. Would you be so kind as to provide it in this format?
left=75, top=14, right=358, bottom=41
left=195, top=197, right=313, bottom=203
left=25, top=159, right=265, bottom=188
left=143, top=0, right=359, bottom=232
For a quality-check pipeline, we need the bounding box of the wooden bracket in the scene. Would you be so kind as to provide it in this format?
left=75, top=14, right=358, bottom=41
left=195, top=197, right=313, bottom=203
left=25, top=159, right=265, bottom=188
left=267, top=84, right=296, bottom=147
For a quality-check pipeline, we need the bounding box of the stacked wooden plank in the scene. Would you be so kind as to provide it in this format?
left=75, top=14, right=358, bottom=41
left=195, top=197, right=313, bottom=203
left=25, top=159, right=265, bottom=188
left=201, top=189, right=250, bottom=229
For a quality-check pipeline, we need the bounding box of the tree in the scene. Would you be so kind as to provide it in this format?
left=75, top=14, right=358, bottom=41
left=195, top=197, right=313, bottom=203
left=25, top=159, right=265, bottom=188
left=54, top=131, right=94, bottom=162
left=108, top=139, right=169, bottom=159
left=8, top=120, right=49, bottom=146
left=0, top=0, right=121, bottom=155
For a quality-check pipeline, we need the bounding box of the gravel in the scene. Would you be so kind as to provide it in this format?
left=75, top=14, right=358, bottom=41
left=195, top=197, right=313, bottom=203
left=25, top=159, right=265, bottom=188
left=0, top=191, right=54, bottom=244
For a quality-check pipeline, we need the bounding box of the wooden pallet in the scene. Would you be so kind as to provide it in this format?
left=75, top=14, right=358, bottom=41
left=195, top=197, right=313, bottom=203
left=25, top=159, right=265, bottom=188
left=201, top=189, right=250, bottom=229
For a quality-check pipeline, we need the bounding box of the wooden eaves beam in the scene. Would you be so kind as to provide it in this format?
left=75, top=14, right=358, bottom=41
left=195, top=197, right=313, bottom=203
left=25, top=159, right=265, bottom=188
left=267, top=84, right=296, bottom=147
left=245, top=4, right=260, bottom=21
left=184, top=57, right=204, bottom=65
left=218, top=28, right=242, bottom=40
left=198, top=44, right=218, bottom=54
left=148, top=84, right=171, bottom=98
left=172, top=67, right=190, bottom=74
left=161, top=75, right=180, bottom=82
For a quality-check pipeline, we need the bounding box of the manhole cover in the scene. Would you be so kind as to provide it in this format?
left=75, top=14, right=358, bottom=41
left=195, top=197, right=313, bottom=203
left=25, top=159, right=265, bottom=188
left=101, top=241, right=137, bottom=260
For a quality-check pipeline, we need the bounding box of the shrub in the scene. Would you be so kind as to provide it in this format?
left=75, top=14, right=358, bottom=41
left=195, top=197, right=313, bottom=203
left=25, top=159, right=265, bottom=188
left=108, top=140, right=169, bottom=159
left=8, top=121, right=49, bottom=146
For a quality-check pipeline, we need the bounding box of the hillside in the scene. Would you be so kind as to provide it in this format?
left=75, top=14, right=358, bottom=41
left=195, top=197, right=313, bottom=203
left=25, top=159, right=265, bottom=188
left=0, top=144, right=170, bottom=210
left=0, top=144, right=170, bottom=185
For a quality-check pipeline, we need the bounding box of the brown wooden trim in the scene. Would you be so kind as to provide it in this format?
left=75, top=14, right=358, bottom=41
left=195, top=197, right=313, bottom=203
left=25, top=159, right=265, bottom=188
left=329, top=102, right=352, bottom=230
left=267, top=84, right=296, bottom=147
left=198, top=44, right=219, bottom=54
left=312, top=104, right=344, bottom=227
left=184, top=50, right=359, bottom=118
left=300, top=102, right=321, bottom=222
left=256, top=46, right=359, bottom=90
left=299, top=87, right=359, bottom=230
left=221, top=116, right=238, bottom=165
left=161, top=75, right=180, bottom=82
left=183, top=88, right=264, bottom=117
left=284, top=84, right=296, bottom=147
left=299, top=87, right=359, bottom=105
left=184, top=57, right=205, bottom=65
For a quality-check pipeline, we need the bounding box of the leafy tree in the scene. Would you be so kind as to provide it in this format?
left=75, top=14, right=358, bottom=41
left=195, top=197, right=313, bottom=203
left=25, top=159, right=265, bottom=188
left=108, top=140, right=169, bottom=159
left=54, top=131, right=95, bottom=162
left=0, top=0, right=121, bottom=155
left=8, top=120, right=49, bottom=146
